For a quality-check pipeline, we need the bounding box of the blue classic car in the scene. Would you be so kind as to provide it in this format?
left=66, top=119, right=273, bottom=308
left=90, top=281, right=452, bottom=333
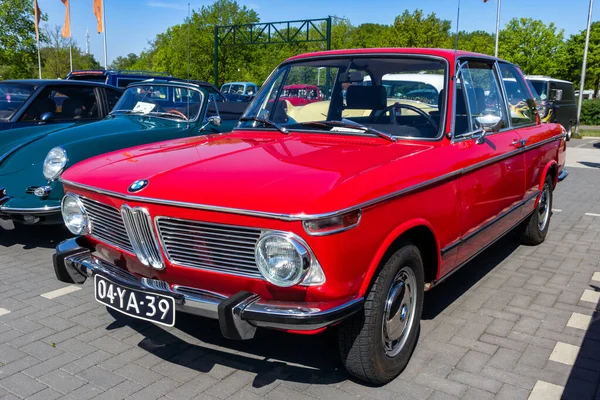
left=0, top=79, right=245, bottom=230
left=0, top=80, right=122, bottom=132
left=220, top=82, right=258, bottom=102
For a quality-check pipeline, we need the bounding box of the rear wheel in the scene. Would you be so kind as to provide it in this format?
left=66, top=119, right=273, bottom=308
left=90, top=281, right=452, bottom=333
left=566, top=123, right=573, bottom=141
left=338, top=242, right=424, bottom=384
left=520, top=175, right=553, bottom=245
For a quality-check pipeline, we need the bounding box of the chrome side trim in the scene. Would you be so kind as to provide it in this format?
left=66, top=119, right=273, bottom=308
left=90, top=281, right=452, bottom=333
left=440, top=189, right=540, bottom=256
left=60, top=133, right=565, bottom=222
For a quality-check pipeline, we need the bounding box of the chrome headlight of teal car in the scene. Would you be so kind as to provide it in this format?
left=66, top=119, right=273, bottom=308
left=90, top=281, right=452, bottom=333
left=43, top=147, right=68, bottom=181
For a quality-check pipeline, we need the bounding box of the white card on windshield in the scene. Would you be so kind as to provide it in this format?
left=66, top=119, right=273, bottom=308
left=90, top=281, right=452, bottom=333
left=133, top=102, right=155, bottom=114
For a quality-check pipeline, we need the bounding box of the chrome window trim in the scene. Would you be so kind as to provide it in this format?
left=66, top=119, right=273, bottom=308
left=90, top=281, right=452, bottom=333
left=111, top=83, right=205, bottom=123
left=60, top=132, right=565, bottom=222
left=236, top=53, right=450, bottom=142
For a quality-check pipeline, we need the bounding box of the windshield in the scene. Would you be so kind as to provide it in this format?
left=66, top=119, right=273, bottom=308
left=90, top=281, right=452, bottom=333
left=222, top=84, right=245, bottom=94
left=528, top=80, right=548, bottom=101
left=0, top=83, right=37, bottom=120
left=111, top=84, right=203, bottom=120
left=239, top=56, right=447, bottom=140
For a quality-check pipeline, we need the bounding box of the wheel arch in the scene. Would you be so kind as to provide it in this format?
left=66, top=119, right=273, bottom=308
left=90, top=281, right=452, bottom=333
left=358, top=219, right=441, bottom=297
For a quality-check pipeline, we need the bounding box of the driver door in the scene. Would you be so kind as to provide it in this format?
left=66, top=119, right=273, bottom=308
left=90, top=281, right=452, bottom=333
left=452, top=60, right=526, bottom=268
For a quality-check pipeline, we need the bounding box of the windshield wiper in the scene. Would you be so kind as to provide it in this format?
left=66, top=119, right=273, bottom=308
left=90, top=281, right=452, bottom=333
left=147, top=111, right=188, bottom=120
left=239, top=116, right=288, bottom=134
left=301, top=120, right=397, bottom=142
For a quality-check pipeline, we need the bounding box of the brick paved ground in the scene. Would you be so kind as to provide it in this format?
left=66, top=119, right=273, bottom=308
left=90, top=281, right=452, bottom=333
left=0, top=148, right=599, bottom=399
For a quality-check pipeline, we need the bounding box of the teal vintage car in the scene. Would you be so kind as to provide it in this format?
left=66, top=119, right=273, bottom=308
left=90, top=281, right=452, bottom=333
left=0, top=79, right=244, bottom=229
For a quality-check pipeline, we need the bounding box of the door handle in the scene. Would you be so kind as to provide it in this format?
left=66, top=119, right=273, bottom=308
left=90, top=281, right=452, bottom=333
left=511, top=139, right=527, bottom=148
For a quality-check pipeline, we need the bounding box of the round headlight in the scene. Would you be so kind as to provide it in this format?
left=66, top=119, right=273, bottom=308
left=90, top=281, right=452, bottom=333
left=43, top=147, right=68, bottom=181
left=61, top=193, right=90, bottom=235
left=255, top=233, right=310, bottom=287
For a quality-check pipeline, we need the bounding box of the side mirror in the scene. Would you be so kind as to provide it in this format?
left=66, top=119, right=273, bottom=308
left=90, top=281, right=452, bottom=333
left=40, top=112, right=54, bottom=122
left=550, top=89, right=563, bottom=101
left=476, top=114, right=503, bottom=132
left=208, top=116, right=221, bottom=127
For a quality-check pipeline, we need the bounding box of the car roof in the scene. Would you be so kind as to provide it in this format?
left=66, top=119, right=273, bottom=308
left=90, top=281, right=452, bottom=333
left=128, top=78, right=219, bottom=91
left=1, top=79, right=117, bottom=88
left=526, top=75, right=573, bottom=85
left=285, top=48, right=501, bottom=63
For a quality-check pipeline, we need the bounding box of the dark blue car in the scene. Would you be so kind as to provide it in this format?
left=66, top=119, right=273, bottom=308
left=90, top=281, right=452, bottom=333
left=66, top=69, right=172, bottom=88
left=0, top=80, right=122, bottom=132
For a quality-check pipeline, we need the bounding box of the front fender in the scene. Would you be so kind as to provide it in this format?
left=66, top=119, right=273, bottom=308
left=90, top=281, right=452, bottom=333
left=357, top=218, right=441, bottom=297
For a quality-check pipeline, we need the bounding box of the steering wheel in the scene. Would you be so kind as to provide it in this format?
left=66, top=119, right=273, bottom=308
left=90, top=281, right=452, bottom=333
left=373, top=103, right=438, bottom=131
left=165, top=109, right=188, bottom=120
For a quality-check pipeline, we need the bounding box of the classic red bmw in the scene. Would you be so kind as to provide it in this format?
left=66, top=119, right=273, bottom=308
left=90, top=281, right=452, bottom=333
left=53, top=48, right=567, bottom=384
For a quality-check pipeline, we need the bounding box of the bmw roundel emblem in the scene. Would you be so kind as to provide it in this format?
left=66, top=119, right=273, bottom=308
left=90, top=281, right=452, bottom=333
left=128, top=179, right=148, bottom=193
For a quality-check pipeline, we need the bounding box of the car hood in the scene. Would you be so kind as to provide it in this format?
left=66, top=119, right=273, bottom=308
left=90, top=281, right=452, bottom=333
left=0, top=116, right=183, bottom=176
left=62, top=130, right=436, bottom=216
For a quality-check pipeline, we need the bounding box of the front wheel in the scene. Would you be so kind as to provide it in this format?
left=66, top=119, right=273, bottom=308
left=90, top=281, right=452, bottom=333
left=520, top=175, right=553, bottom=245
left=337, top=242, right=424, bottom=384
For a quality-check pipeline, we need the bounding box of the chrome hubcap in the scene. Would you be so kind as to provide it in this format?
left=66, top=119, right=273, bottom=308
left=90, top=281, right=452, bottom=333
left=538, top=185, right=550, bottom=231
left=382, top=267, right=417, bottom=357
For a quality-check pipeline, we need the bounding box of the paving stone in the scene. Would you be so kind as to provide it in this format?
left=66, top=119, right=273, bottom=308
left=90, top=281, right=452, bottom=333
left=447, top=369, right=503, bottom=393
left=0, top=372, right=48, bottom=398
left=528, top=380, right=563, bottom=400
left=496, top=383, right=529, bottom=400
left=486, top=319, right=515, bottom=337
left=456, top=350, right=491, bottom=373
left=38, top=369, right=87, bottom=394
left=76, top=366, right=126, bottom=391
left=549, top=342, right=580, bottom=366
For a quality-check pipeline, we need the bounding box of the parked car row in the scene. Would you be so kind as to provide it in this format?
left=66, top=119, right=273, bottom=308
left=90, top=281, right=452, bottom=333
left=2, top=49, right=568, bottom=385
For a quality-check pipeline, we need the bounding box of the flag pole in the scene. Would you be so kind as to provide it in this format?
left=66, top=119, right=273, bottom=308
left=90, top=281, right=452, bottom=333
left=494, top=0, right=501, bottom=57
left=576, top=0, right=594, bottom=137
left=103, top=0, right=108, bottom=69
left=68, top=0, right=73, bottom=72
left=37, top=39, right=42, bottom=79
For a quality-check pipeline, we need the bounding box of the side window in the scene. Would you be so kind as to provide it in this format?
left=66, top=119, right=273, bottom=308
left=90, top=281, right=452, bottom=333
left=105, top=89, right=121, bottom=112
left=498, top=63, right=536, bottom=127
left=21, top=86, right=99, bottom=121
left=455, top=61, right=508, bottom=136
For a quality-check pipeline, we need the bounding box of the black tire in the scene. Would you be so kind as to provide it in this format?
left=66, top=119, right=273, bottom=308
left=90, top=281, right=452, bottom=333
left=520, top=175, right=553, bottom=245
left=566, top=123, right=572, bottom=141
left=338, top=242, right=424, bottom=384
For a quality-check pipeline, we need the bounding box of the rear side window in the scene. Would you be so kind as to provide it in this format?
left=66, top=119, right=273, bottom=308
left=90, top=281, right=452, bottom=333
left=115, top=78, right=145, bottom=88
left=498, top=63, right=536, bottom=127
left=553, top=81, right=575, bottom=101
left=21, top=86, right=99, bottom=122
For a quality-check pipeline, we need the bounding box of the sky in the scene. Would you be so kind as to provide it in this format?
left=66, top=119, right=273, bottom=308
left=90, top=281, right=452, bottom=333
left=37, top=0, right=599, bottom=67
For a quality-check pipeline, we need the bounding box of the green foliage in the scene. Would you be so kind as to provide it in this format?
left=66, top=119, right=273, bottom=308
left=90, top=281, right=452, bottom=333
left=561, top=22, right=600, bottom=94
left=0, top=0, right=46, bottom=79
left=498, top=18, right=565, bottom=76
left=387, top=10, right=452, bottom=48
left=579, top=99, right=600, bottom=126
left=457, top=31, right=495, bottom=55
left=109, top=53, right=139, bottom=70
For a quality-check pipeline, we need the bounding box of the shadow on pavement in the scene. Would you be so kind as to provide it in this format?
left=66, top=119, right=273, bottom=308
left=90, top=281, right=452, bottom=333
left=562, top=285, right=600, bottom=400
left=0, top=224, right=71, bottom=250
left=578, top=161, right=600, bottom=169
left=423, top=232, right=521, bottom=320
left=105, top=232, right=522, bottom=387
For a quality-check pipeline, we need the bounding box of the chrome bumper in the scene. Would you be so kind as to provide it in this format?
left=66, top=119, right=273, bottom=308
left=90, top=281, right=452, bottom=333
left=558, top=168, right=568, bottom=182
left=53, top=238, right=363, bottom=339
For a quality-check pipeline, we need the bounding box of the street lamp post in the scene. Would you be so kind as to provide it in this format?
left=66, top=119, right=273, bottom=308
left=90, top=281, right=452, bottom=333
left=494, top=0, right=501, bottom=57
left=576, top=0, right=594, bottom=136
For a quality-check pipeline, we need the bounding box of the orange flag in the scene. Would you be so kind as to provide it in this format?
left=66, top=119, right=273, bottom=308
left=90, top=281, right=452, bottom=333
left=33, top=0, right=41, bottom=40
left=93, top=0, right=103, bottom=33
left=61, top=0, right=70, bottom=38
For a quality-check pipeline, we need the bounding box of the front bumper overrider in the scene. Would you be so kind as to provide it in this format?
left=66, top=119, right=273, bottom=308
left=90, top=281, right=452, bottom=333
left=53, top=237, right=364, bottom=340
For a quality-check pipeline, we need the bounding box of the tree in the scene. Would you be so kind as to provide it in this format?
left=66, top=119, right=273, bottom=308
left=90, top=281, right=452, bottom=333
left=498, top=18, right=565, bottom=76
left=0, top=0, right=46, bottom=79
left=386, top=10, right=452, bottom=48
left=561, top=22, right=600, bottom=95
left=109, top=53, right=139, bottom=70
left=457, top=31, right=495, bottom=55
left=41, top=25, right=101, bottom=78
left=348, top=24, right=391, bottom=48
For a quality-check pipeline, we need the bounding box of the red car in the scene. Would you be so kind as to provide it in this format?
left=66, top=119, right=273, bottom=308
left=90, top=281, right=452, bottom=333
left=54, top=48, right=567, bottom=384
left=279, top=84, right=322, bottom=106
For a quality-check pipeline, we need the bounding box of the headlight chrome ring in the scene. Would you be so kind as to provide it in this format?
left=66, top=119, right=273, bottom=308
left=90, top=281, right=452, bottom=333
left=61, top=193, right=91, bottom=235
left=255, top=232, right=312, bottom=287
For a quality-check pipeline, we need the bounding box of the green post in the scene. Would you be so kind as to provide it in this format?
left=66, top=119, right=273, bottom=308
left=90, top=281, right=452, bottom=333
left=213, top=25, right=219, bottom=87
left=325, top=17, right=332, bottom=97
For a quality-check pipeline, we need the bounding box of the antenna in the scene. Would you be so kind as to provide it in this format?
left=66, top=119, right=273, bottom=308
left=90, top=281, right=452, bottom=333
left=454, top=0, right=461, bottom=52
left=85, top=27, right=90, bottom=55
left=187, top=3, right=191, bottom=82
